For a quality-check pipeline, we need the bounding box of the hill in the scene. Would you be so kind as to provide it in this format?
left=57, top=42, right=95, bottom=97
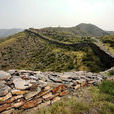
left=75, top=23, right=109, bottom=37
left=0, top=29, right=113, bottom=72
left=39, top=23, right=109, bottom=38
left=0, top=28, right=23, bottom=38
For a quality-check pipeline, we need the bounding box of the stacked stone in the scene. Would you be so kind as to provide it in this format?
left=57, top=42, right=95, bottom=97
left=0, top=70, right=107, bottom=113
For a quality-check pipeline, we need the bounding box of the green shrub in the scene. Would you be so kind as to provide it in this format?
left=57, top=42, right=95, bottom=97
left=107, top=70, right=114, bottom=76
left=99, top=80, right=114, bottom=96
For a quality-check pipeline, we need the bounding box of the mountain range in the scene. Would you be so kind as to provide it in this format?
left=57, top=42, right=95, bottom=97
left=39, top=23, right=114, bottom=37
left=0, top=28, right=23, bottom=38
left=0, top=23, right=114, bottom=38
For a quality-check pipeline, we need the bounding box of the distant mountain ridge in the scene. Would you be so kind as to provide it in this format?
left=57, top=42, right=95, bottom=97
left=0, top=24, right=114, bottom=38
left=0, top=28, right=23, bottom=38
left=40, top=23, right=113, bottom=37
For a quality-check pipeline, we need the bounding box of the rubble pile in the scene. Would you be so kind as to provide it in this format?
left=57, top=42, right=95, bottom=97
left=0, top=70, right=108, bottom=113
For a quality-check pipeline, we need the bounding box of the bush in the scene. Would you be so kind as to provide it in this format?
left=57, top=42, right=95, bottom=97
left=99, top=80, right=114, bottom=96
left=107, top=70, right=114, bottom=76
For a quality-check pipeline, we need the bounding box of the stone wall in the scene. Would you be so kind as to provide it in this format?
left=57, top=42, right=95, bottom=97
left=26, top=29, right=114, bottom=69
left=0, top=69, right=112, bottom=113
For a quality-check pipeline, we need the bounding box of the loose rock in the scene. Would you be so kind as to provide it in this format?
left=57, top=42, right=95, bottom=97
left=0, top=71, right=11, bottom=80
left=11, top=89, right=28, bottom=95
left=0, top=92, right=12, bottom=102
left=0, top=84, right=11, bottom=97
left=13, top=77, right=32, bottom=90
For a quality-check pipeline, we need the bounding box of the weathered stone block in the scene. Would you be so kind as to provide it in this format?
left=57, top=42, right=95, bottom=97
left=0, top=104, right=11, bottom=113
left=11, top=89, right=28, bottom=95
left=22, top=98, right=42, bottom=109
left=0, top=92, right=12, bottom=102
left=52, top=85, right=67, bottom=94
left=0, top=71, right=11, bottom=80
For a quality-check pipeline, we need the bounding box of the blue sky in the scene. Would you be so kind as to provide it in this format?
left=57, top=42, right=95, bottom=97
left=0, top=0, right=114, bottom=30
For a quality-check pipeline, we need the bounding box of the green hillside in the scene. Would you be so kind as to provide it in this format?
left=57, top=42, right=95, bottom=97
left=99, top=34, right=114, bottom=54
left=38, top=28, right=94, bottom=43
left=75, top=23, right=109, bottom=37
left=0, top=29, right=113, bottom=72
left=38, top=23, right=109, bottom=39
left=101, top=34, right=114, bottom=48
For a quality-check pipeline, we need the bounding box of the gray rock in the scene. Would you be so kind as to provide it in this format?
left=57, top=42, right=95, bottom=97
left=0, top=80, right=6, bottom=85
left=102, top=76, right=107, bottom=80
left=29, top=76, right=38, bottom=80
left=35, top=73, right=48, bottom=82
left=38, top=80, right=47, bottom=88
left=25, top=87, right=41, bottom=100
left=0, top=84, right=11, bottom=97
left=13, top=77, right=32, bottom=90
left=48, top=75, right=62, bottom=83
left=8, top=70, right=17, bottom=75
left=62, top=78, right=72, bottom=82
left=0, top=71, right=11, bottom=80
left=35, top=74, right=44, bottom=80
left=93, top=81, right=99, bottom=86
left=68, top=77, right=80, bottom=80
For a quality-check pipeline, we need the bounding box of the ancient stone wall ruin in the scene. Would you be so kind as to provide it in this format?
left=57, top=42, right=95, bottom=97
left=0, top=69, right=111, bottom=113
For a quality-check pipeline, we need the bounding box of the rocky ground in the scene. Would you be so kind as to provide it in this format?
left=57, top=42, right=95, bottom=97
left=0, top=68, right=114, bottom=114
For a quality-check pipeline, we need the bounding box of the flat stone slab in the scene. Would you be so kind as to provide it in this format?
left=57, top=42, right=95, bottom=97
left=25, top=87, right=41, bottom=100
left=0, top=84, right=11, bottom=97
left=48, top=75, right=62, bottom=83
left=11, top=89, right=28, bottom=95
left=13, top=77, right=32, bottom=90
left=0, top=92, right=12, bottom=101
left=0, top=71, right=11, bottom=80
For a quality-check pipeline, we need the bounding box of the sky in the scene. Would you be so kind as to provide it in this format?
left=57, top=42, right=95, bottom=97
left=0, top=0, right=114, bottom=30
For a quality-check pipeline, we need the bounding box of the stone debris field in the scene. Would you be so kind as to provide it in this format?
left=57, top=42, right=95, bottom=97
left=0, top=69, right=113, bottom=113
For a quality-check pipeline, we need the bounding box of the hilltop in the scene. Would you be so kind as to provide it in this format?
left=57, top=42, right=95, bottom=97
left=75, top=23, right=109, bottom=37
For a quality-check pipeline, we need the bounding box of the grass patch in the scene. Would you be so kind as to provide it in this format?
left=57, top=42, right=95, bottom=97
left=37, top=97, right=89, bottom=114
left=90, top=81, right=114, bottom=114
left=107, top=70, right=114, bottom=76
left=99, top=80, right=114, bottom=95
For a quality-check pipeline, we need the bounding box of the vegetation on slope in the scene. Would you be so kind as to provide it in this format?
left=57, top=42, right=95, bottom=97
left=0, top=29, right=113, bottom=72
left=100, top=34, right=114, bottom=54
left=37, top=28, right=94, bottom=44
left=99, top=80, right=114, bottom=95
left=38, top=23, right=109, bottom=41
